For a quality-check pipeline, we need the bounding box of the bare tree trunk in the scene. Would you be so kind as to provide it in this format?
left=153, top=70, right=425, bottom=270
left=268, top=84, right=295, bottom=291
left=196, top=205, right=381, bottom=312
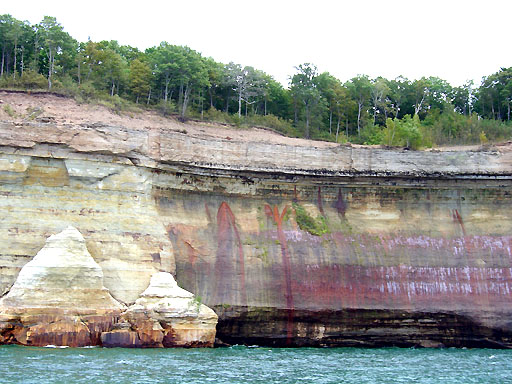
left=178, top=80, right=184, bottom=110
left=357, top=102, right=362, bottom=136
left=238, top=88, right=242, bottom=117
left=111, top=80, right=115, bottom=97
left=48, top=47, right=53, bottom=90
left=329, top=110, right=332, bottom=135
left=1, top=47, right=4, bottom=77
left=20, top=46, right=24, bottom=75
left=336, top=116, right=340, bottom=142
left=181, top=85, right=192, bottom=118
left=164, top=77, right=170, bottom=102
left=264, top=98, right=267, bottom=116
left=414, top=95, right=425, bottom=115
left=13, top=42, right=17, bottom=80
left=209, top=87, right=214, bottom=108
left=305, top=103, right=310, bottom=139
left=147, top=87, right=151, bottom=105
left=77, top=58, right=81, bottom=85
left=200, top=90, right=204, bottom=119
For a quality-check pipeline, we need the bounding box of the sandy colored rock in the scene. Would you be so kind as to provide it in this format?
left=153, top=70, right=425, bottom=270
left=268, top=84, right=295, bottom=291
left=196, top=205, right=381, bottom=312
left=0, top=226, right=124, bottom=347
left=1, top=92, right=512, bottom=348
left=102, top=272, right=218, bottom=348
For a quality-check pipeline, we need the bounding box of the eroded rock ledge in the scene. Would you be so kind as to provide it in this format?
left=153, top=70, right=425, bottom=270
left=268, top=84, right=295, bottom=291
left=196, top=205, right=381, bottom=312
left=0, top=227, right=217, bottom=347
left=1, top=100, right=512, bottom=349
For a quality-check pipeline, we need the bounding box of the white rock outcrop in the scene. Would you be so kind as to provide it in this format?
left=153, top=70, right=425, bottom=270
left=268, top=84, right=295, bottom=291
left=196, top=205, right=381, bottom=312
left=0, top=226, right=124, bottom=347
left=1, top=226, right=123, bottom=309
left=102, top=272, right=218, bottom=347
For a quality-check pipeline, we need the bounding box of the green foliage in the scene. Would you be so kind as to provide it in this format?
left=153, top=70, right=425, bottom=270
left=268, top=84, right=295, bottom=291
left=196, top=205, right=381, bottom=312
left=479, top=131, right=488, bottom=145
left=19, top=70, right=48, bottom=89
left=359, top=124, right=384, bottom=145
left=381, top=115, right=423, bottom=149
left=0, top=13, right=510, bottom=147
left=157, top=99, right=177, bottom=116
left=129, top=59, right=151, bottom=103
left=245, top=114, right=296, bottom=135
left=25, top=106, right=44, bottom=120
left=96, top=94, right=137, bottom=114
left=192, top=295, right=202, bottom=312
left=292, top=202, right=329, bottom=236
left=3, top=104, right=16, bottom=118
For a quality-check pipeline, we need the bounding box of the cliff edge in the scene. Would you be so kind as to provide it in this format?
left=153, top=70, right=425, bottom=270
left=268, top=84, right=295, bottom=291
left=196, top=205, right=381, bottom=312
left=0, top=91, right=511, bottom=348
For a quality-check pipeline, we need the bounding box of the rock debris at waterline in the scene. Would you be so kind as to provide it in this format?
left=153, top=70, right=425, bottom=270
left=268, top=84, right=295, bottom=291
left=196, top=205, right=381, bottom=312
left=0, top=227, right=217, bottom=348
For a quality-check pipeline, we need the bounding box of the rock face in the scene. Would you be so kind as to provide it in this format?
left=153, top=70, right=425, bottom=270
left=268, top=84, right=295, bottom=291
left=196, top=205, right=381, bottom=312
left=1, top=95, right=512, bottom=348
left=0, top=227, right=217, bottom=347
left=0, top=226, right=124, bottom=347
left=101, top=272, right=217, bottom=348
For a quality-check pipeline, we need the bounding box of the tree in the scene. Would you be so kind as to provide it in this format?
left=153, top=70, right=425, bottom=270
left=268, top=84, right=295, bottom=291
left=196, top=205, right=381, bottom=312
left=35, top=16, right=75, bottom=89
left=347, top=75, right=371, bottom=136
left=290, top=63, right=321, bottom=138
left=475, top=68, right=512, bottom=121
left=370, top=77, right=390, bottom=124
left=382, top=115, right=423, bottom=149
left=0, top=14, right=14, bottom=77
left=453, top=80, right=474, bottom=116
left=411, top=77, right=428, bottom=116
left=316, top=72, right=338, bottom=134
left=263, top=75, right=293, bottom=120
left=175, top=47, right=209, bottom=118
left=6, top=17, right=25, bottom=79
left=225, top=62, right=265, bottom=117
left=129, top=58, right=151, bottom=103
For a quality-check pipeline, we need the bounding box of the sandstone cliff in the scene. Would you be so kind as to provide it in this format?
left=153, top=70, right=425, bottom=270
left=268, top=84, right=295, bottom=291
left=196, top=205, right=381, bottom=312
left=0, top=226, right=124, bottom=346
left=1, top=92, right=511, bottom=347
left=0, top=225, right=217, bottom=347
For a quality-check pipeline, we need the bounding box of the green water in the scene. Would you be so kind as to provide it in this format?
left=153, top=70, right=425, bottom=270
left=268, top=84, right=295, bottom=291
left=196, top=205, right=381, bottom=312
left=0, top=345, right=510, bottom=383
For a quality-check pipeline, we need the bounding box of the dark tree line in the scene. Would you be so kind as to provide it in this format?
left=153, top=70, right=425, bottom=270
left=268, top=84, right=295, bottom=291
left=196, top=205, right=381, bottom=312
left=1, top=14, right=511, bottom=146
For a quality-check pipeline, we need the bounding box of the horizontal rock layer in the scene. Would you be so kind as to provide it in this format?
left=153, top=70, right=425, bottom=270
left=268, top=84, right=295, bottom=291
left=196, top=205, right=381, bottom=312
left=1, top=118, right=512, bottom=347
left=0, top=226, right=216, bottom=347
left=0, top=226, right=123, bottom=347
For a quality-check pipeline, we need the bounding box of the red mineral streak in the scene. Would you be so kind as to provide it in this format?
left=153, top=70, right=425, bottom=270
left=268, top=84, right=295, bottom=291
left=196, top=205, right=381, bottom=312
left=334, top=188, right=347, bottom=217
left=317, top=187, right=324, bottom=215
left=292, top=264, right=512, bottom=311
left=204, top=203, right=212, bottom=222
left=215, top=202, right=246, bottom=306
left=265, top=204, right=294, bottom=344
left=452, top=209, right=466, bottom=236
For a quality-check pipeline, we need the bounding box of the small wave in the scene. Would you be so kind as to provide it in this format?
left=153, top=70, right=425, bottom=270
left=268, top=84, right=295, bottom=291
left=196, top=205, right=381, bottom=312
left=115, top=360, right=134, bottom=365
left=43, top=345, right=69, bottom=349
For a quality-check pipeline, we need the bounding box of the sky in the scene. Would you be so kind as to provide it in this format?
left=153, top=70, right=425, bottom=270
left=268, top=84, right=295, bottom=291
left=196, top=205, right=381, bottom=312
left=2, top=0, right=511, bottom=87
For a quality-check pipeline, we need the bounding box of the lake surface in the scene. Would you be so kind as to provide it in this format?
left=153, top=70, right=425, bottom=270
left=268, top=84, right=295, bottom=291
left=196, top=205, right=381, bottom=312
left=0, top=345, right=510, bottom=383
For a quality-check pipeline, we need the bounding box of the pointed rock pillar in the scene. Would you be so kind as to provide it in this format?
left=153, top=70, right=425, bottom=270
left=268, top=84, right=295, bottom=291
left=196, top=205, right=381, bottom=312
left=102, top=272, right=218, bottom=347
left=0, top=226, right=124, bottom=347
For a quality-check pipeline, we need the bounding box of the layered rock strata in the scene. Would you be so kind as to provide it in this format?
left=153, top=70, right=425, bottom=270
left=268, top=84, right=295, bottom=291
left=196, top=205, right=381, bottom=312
left=1, top=105, right=512, bottom=348
left=0, top=227, right=217, bottom=347
left=101, top=272, right=217, bottom=348
left=0, top=226, right=124, bottom=347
